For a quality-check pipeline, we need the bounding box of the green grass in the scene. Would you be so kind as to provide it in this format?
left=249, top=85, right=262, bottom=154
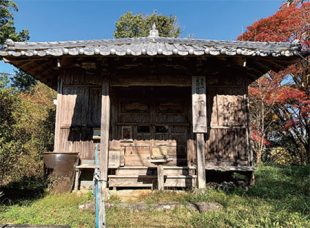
left=0, top=193, right=94, bottom=227
left=1, top=165, right=309, bottom=227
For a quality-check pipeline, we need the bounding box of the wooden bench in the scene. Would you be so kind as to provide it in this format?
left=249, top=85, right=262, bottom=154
left=73, top=148, right=124, bottom=191
left=108, top=166, right=197, bottom=190
left=74, top=159, right=98, bottom=191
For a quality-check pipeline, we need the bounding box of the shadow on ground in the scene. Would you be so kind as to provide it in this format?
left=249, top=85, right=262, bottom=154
left=0, top=176, right=46, bottom=205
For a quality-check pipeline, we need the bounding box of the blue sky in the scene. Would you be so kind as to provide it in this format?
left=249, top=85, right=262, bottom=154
left=1, top=0, right=284, bottom=74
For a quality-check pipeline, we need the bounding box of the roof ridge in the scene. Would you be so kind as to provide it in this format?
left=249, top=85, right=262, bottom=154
left=4, top=37, right=295, bottom=47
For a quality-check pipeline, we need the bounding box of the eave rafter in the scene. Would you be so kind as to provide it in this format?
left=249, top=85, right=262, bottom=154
left=2, top=44, right=305, bottom=90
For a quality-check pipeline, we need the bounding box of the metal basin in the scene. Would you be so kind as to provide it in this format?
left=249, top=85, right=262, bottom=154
left=43, top=152, right=79, bottom=193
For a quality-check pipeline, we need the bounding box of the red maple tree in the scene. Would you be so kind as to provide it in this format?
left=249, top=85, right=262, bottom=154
left=238, top=2, right=310, bottom=164
left=238, top=2, right=309, bottom=47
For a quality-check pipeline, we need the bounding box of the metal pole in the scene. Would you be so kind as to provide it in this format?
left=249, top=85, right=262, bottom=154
left=94, top=143, right=106, bottom=228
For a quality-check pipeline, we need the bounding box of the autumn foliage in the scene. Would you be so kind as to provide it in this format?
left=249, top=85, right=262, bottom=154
left=239, top=2, right=310, bottom=164
left=238, top=2, right=310, bottom=48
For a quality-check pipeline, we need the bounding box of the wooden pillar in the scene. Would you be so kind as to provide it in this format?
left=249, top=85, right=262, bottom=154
left=73, top=168, right=80, bottom=191
left=244, top=94, right=252, bottom=166
left=54, top=76, right=63, bottom=152
left=158, top=165, right=164, bottom=190
left=100, top=76, right=110, bottom=188
left=192, top=76, right=207, bottom=189
left=196, top=133, right=206, bottom=188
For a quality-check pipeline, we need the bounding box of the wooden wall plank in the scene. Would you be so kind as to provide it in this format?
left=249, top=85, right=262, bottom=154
left=54, top=70, right=101, bottom=159
left=205, top=128, right=217, bottom=162
left=217, top=95, right=246, bottom=127
left=88, top=88, right=101, bottom=127
left=205, top=85, right=249, bottom=167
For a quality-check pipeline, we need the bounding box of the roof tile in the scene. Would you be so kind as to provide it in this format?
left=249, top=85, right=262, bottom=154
left=0, top=37, right=306, bottom=58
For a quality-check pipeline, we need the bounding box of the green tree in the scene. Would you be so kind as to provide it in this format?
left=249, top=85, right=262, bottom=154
left=114, top=12, right=180, bottom=38
left=12, top=69, right=37, bottom=91
left=1, top=0, right=35, bottom=91
left=0, top=0, right=29, bottom=45
left=0, top=74, right=20, bottom=184
left=0, top=73, right=10, bottom=88
left=0, top=1, right=55, bottom=186
left=0, top=81, right=56, bottom=185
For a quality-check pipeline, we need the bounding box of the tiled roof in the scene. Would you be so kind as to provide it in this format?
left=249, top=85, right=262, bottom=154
left=0, top=37, right=304, bottom=58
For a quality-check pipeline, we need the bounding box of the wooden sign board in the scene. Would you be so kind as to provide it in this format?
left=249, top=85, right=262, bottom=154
left=192, top=76, right=207, bottom=133
left=108, top=150, right=122, bottom=168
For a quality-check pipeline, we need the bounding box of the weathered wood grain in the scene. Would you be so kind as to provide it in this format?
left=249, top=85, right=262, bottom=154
left=100, top=76, right=110, bottom=188
left=204, top=85, right=249, bottom=167
left=158, top=165, right=165, bottom=190
left=192, top=76, right=207, bottom=133
left=53, top=67, right=252, bottom=177
left=196, top=133, right=206, bottom=188
left=54, top=76, right=63, bottom=151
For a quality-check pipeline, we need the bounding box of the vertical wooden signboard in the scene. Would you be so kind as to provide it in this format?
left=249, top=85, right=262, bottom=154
left=192, top=76, right=207, bottom=133
left=192, top=76, right=207, bottom=189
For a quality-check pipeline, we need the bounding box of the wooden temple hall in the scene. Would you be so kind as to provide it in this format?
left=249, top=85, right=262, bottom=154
left=1, top=26, right=305, bottom=190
